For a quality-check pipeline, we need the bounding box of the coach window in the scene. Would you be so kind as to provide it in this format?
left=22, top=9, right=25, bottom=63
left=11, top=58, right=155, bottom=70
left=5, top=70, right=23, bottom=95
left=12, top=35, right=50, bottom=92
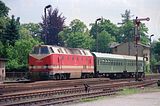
left=107, top=59, right=110, bottom=65
left=113, top=60, right=116, bottom=66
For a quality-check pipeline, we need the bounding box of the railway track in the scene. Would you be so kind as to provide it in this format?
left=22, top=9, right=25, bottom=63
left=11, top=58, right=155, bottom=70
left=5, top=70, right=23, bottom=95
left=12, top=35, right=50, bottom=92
left=1, top=74, right=159, bottom=95
left=0, top=79, right=158, bottom=106
left=0, top=78, right=133, bottom=94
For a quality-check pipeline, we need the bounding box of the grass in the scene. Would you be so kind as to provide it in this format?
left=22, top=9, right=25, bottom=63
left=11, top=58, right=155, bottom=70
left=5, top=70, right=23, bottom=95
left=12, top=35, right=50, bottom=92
left=119, top=88, right=142, bottom=95
left=119, top=86, right=160, bottom=95
left=80, top=96, right=106, bottom=102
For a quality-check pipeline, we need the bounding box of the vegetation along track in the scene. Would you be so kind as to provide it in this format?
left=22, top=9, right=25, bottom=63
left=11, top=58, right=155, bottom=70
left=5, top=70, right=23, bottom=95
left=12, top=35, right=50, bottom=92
left=0, top=79, right=158, bottom=106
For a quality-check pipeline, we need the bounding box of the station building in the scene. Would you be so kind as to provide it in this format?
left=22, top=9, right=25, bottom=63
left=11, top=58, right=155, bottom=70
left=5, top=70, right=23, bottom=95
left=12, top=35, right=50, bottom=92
left=110, top=42, right=150, bottom=64
left=0, top=58, right=7, bottom=83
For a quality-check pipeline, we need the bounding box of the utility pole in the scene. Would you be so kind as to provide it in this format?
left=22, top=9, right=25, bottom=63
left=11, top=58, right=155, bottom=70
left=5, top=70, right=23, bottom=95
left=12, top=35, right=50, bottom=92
left=134, top=17, right=150, bottom=81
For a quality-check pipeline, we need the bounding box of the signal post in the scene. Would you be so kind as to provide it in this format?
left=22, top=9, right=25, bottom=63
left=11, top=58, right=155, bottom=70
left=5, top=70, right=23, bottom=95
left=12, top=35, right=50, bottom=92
left=134, top=17, right=150, bottom=81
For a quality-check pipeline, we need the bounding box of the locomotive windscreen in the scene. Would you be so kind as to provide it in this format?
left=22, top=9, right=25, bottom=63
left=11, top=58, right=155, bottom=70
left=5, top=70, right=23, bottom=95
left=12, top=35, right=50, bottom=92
left=31, top=46, right=50, bottom=54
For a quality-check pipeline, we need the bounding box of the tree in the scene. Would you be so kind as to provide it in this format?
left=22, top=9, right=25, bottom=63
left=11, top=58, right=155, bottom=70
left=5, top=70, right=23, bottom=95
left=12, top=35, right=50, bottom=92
left=90, top=18, right=117, bottom=52
left=154, top=39, right=160, bottom=59
left=0, top=41, right=5, bottom=57
left=59, top=19, right=94, bottom=49
left=96, top=31, right=115, bottom=53
left=0, top=1, right=10, bottom=17
left=21, top=23, right=42, bottom=42
left=0, top=1, right=10, bottom=46
left=3, top=15, right=20, bottom=46
left=118, top=10, right=134, bottom=43
left=139, top=23, right=150, bottom=45
left=41, top=8, right=66, bottom=45
left=119, top=10, right=150, bottom=45
left=6, top=35, right=40, bottom=71
left=121, top=10, right=133, bottom=23
left=90, top=19, right=118, bottom=40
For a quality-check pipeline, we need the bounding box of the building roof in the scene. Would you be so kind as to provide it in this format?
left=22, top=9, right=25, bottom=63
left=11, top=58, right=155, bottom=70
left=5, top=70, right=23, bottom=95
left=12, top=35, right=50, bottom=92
left=109, top=42, right=120, bottom=48
left=110, top=42, right=150, bottom=48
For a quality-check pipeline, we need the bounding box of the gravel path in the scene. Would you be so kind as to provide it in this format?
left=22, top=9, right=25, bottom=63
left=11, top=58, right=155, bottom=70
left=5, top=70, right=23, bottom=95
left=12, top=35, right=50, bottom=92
left=68, top=92, right=160, bottom=106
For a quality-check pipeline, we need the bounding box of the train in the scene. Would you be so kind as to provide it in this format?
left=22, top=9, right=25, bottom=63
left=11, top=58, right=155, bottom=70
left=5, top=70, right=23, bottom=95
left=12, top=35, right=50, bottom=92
left=28, top=45, right=144, bottom=80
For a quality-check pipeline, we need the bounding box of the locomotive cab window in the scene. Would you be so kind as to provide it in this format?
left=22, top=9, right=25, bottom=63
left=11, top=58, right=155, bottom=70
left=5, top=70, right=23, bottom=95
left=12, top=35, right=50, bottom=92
left=40, top=47, right=49, bottom=54
left=31, top=47, right=39, bottom=54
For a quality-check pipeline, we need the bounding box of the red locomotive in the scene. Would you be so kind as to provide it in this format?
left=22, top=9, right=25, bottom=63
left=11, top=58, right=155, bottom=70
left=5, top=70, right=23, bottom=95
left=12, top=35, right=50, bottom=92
left=29, top=45, right=94, bottom=80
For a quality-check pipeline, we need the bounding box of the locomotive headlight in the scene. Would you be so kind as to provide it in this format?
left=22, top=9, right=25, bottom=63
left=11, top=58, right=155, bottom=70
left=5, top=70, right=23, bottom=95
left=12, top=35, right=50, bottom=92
left=44, top=64, right=48, bottom=69
left=29, top=65, right=34, bottom=69
left=33, top=66, right=36, bottom=69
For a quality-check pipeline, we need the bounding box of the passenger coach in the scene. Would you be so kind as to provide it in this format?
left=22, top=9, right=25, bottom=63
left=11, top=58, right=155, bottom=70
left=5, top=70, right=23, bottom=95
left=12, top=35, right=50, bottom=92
left=92, top=52, right=144, bottom=78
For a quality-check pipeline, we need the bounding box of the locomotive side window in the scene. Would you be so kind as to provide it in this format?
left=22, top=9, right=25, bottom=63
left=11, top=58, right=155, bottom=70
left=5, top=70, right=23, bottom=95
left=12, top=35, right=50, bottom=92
left=40, top=47, right=49, bottom=54
left=50, top=47, right=54, bottom=53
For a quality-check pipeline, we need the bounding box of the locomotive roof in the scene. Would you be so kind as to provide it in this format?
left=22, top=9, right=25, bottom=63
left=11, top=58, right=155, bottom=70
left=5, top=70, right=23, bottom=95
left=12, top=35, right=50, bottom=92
left=37, top=45, right=92, bottom=56
left=92, top=52, right=143, bottom=60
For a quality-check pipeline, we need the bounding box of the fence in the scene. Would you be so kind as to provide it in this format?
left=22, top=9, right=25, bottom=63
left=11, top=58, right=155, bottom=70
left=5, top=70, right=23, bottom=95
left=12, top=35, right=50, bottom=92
left=5, top=72, right=28, bottom=80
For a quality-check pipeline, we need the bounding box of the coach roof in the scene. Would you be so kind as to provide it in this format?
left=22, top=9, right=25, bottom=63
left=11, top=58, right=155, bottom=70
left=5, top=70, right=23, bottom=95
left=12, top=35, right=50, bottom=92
left=92, top=52, right=124, bottom=59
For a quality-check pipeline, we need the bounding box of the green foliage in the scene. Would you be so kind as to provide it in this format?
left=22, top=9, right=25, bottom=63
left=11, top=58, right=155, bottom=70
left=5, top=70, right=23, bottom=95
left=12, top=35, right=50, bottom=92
left=121, top=10, right=133, bottom=23
left=120, top=88, right=140, bottom=95
left=139, top=23, right=149, bottom=45
left=70, top=19, right=88, bottom=33
left=154, top=40, right=160, bottom=61
left=0, top=41, right=5, bottom=57
left=20, top=23, right=42, bottom=42
left=96, top=31, right=115, bottom=53
left=119, top=10, right=149, bottom=45
left=118, top=20, right=134, bottom=43
left=0, top=1, right=10, bottom=17
left=66, top=32, right=94, bottom=49
left=90, top=19, right=118, bottom=40
left=6, top=37, right=40, bottom=71
left=59, top=19, right=94, bottom=49
left=90, top=18, right=117, bottom=52
left=3, top=15, right=20, bottom=46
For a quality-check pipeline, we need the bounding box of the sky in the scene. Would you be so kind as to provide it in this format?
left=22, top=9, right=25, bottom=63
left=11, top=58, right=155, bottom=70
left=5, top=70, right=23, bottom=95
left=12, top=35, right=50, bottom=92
left=3, top=0, right=160, bottom=41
